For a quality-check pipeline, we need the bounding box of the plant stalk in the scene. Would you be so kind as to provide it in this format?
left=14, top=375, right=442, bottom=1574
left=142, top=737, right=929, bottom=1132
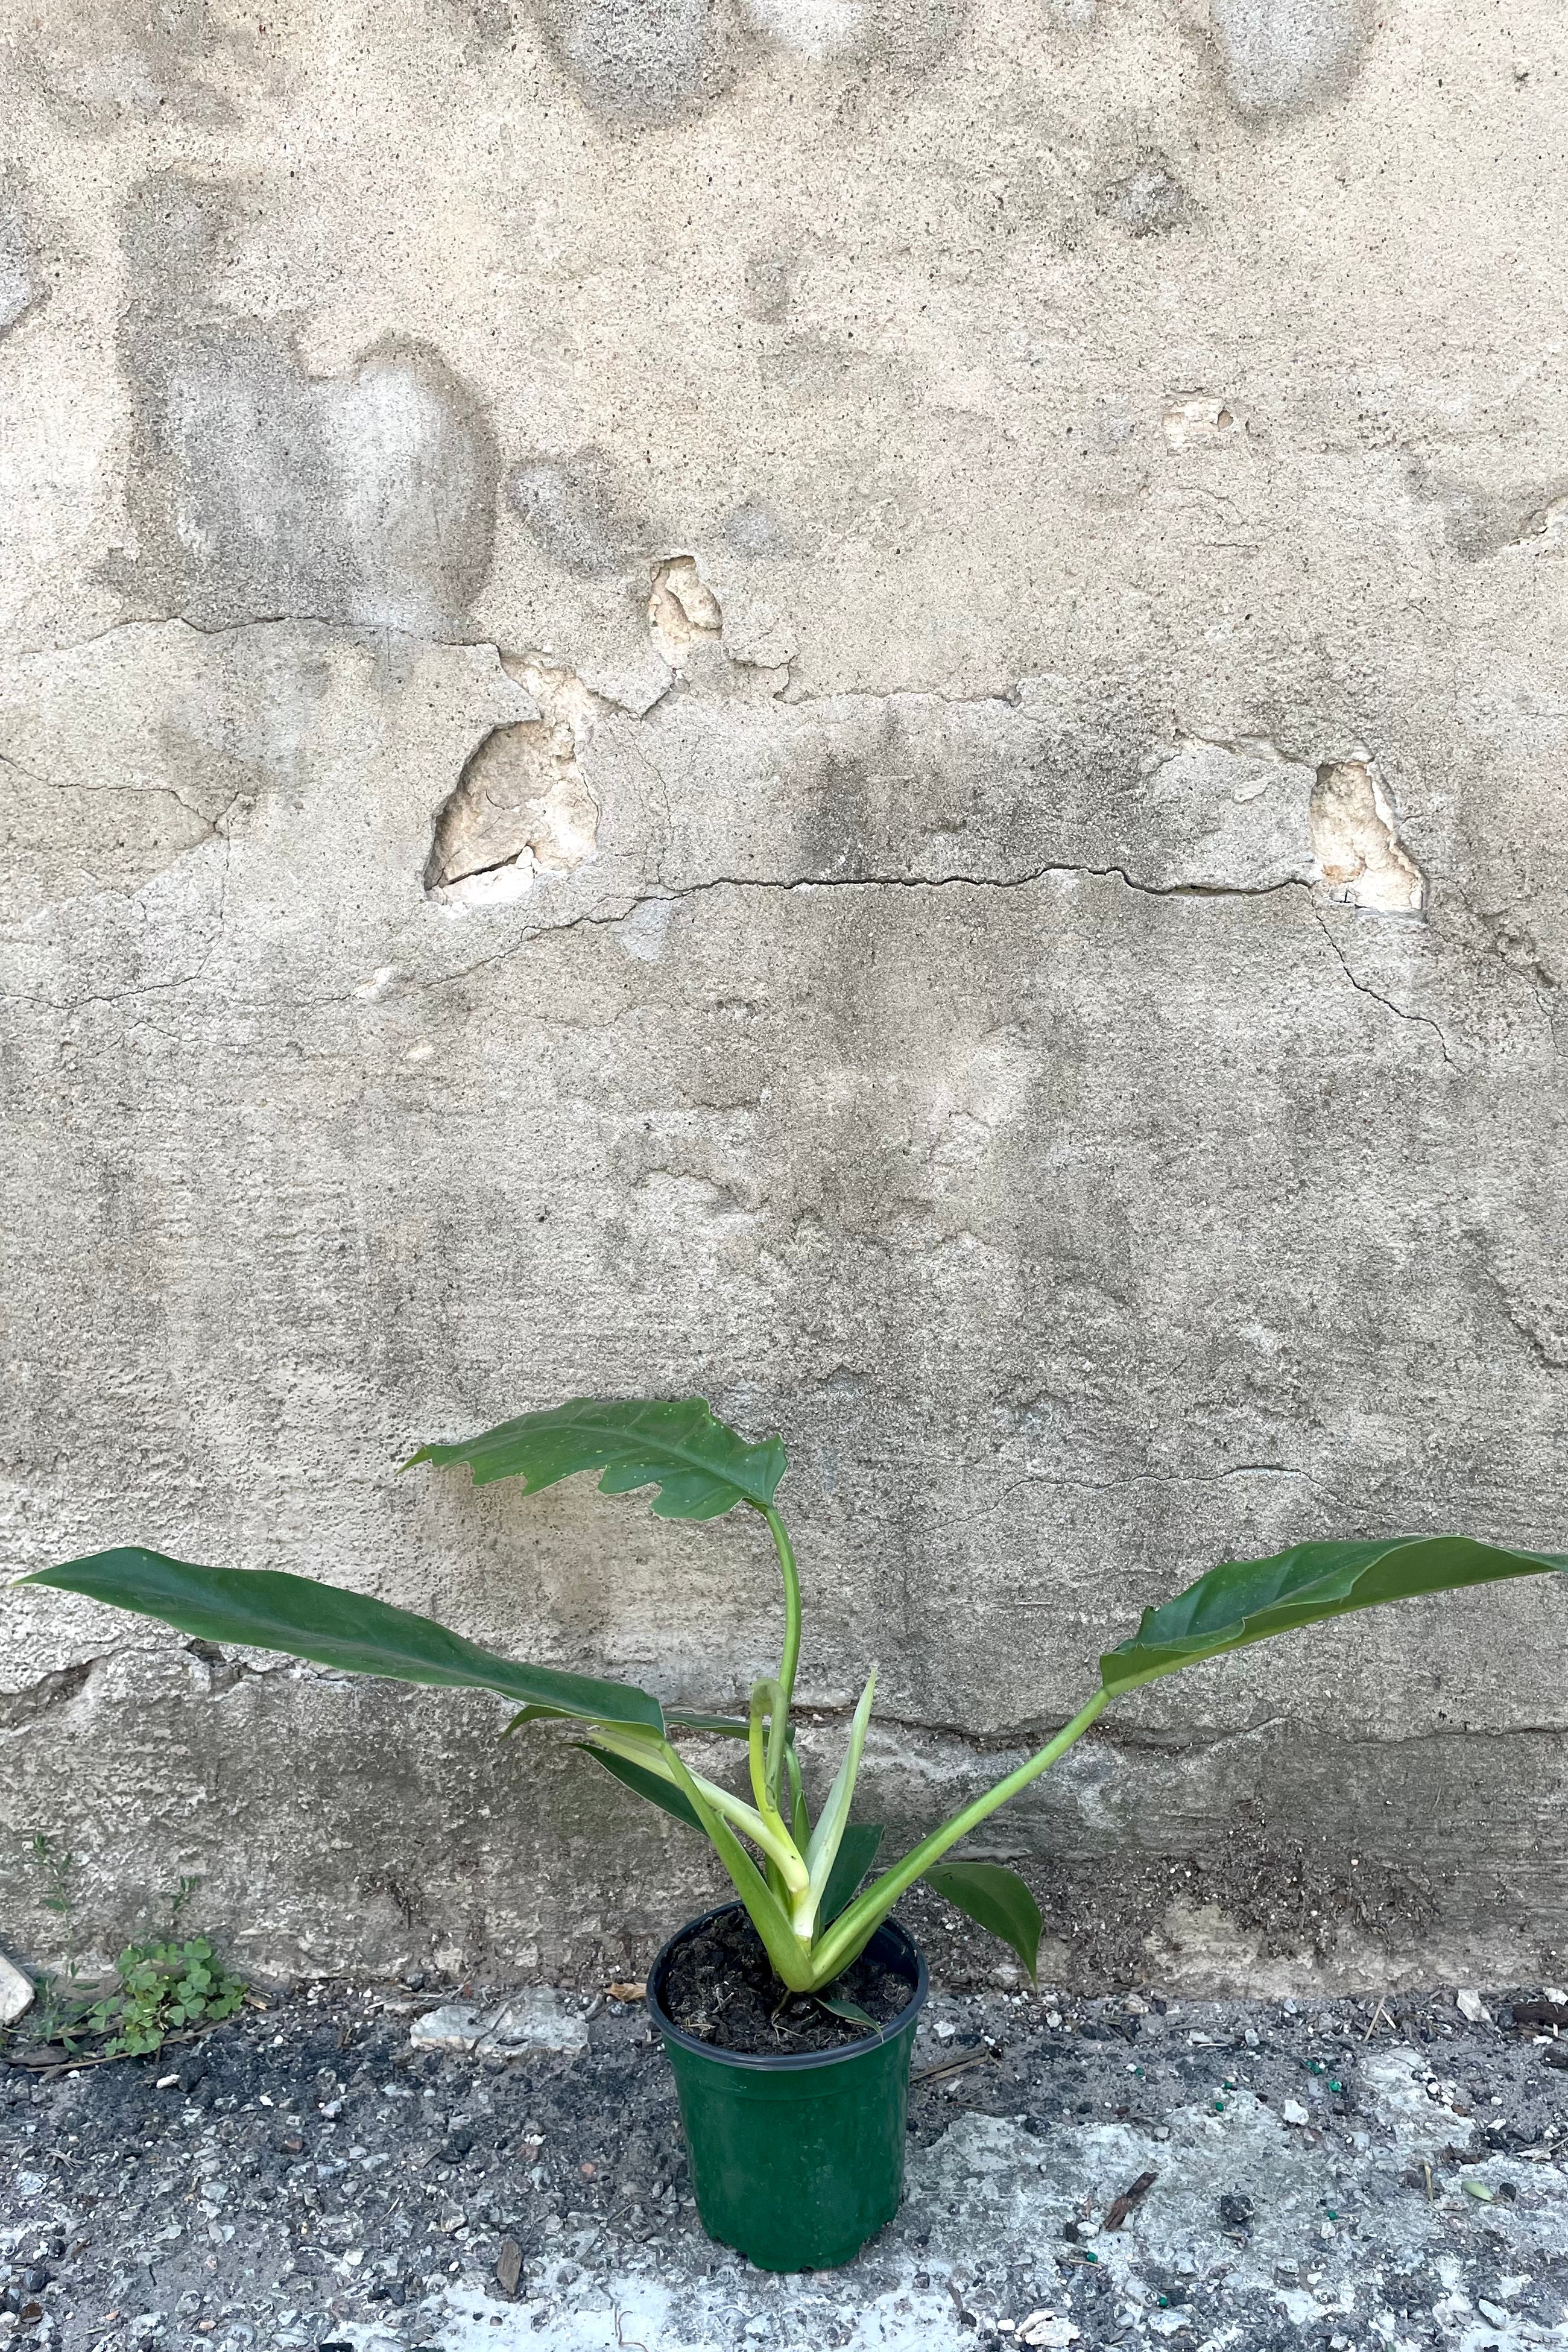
left=809, top=1686, right=1113, bottom=1984
left=760, top=1504, right=801, bottom=1803
left=588, top=1726, right=808, bottom=1890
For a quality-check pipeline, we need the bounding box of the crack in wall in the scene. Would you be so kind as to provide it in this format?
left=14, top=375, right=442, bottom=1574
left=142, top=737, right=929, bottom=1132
left=714, top=1699, right=1568, bottom=1754
left=1310, top=909, right=1455, bottom=1066
left=417, top=867, right=1319, bottom=1002
left=0, top=599, right=1459, bottom=1069
left=0, top=1658, right=96, bottom=1731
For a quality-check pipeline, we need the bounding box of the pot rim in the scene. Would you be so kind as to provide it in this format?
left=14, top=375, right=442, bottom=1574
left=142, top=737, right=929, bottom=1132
left=645, top=1899, right=929, bottom=2073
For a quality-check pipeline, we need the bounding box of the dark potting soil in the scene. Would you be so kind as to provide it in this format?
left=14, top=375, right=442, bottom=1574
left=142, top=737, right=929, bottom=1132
left=660, top=1908, right=914, bottom=2055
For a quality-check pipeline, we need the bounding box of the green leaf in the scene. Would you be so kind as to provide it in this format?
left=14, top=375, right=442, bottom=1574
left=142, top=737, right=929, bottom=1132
left=577, top=1743, right=704, bottom=1832
left=805, top=1668, right=877, bottom=1912
left=19, top=1549, right=664, bottom=1733
left=1102, top=1535, right=1568, bottom=1696
left=817, top=1993, right=877, bottom=2029
left=500, top=1704, right=577, bottom=1737
left=925, top=1860, right=1042, bottom=1980
left=819, top=1824, right=884, bottom=1927
left=403, top=1397, right=786, bottom=1522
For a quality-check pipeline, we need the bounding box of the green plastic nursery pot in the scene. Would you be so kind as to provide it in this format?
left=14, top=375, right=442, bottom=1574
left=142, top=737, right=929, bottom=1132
left=646, top=1902, right=929, bottom=2273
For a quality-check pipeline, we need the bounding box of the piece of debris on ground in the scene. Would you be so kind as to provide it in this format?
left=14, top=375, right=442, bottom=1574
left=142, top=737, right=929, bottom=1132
left=3, top=1979, right=1566, bottom=2350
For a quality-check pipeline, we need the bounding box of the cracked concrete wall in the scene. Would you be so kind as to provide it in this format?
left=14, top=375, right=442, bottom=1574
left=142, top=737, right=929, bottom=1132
left=2, top=0, right=1567, bottom=1996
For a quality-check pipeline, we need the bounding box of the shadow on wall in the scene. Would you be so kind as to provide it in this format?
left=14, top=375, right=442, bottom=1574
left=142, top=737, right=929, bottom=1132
left=109, top=174, right=500, bottom=637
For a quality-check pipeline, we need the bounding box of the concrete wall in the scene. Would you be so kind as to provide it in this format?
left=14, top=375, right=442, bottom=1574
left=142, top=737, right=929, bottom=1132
left=3, top=0, right=1567, bottom=1995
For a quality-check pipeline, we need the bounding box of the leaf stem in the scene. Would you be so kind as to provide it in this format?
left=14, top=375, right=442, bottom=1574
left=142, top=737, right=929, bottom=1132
left=760, top=1505, right=801, bottom=1804
left=589, top=1726, right=807, bottom=1889
left=809, top=1686, right=1112, bottom=1984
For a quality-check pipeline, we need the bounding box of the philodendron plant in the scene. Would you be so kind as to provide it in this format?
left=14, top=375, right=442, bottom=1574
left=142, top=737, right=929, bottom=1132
left=17, top=1398, right=1568, bottom=2002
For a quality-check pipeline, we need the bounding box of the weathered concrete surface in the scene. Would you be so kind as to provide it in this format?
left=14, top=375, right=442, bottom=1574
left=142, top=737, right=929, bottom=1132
left=2, top=0, right=1568, bottom=1985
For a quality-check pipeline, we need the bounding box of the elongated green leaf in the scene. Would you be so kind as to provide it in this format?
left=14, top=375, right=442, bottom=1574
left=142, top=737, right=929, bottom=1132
left=1102, top=1535, right=1568, bottom=1696
left=665, top=1709, right=754, bottom=1738
left=817, top=1993, right=876, bottom=2029
left=20, top=1549, right=663, bottom=1733
left=404, top=1397, right=786, bottom=1522
left=805, top=1668, right=877, bottom=1914
left=925, top=1860, right=1042, bottom=1981
left=819, top=1823, right=883, bottom=1928
left=577, top=1744, right=704, bottom=1832
left=501, top=1703, right=575, bottom=1736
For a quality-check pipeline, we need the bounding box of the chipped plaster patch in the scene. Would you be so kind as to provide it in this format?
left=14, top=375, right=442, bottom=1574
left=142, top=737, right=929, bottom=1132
left=425, top=656, right=601, bottom=906
left=648, top=555, right=724, bottom=668
left=1162, top=396, right=1243, bottom=450
left=1310, top=759, right=1425, bottom=915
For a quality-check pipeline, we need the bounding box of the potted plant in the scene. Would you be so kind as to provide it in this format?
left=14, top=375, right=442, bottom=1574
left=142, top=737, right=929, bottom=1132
left=15, top=1397, right=1565, bottom=2270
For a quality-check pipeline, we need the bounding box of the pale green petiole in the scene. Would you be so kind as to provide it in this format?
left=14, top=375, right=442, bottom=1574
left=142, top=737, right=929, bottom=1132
left=589, top=1724, right=809, bottom=1894
left=809, top=1687, right=1111, bottom=1984
left=758, top=1504, right=801, bottom=1806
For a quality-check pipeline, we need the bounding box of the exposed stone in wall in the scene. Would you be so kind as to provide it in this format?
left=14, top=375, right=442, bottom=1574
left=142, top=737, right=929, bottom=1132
left=427, top=657, right=602, bottom=905
left=1310, top=760, right=1425, bottom=915
left=646, top=555, right=724, bottom=667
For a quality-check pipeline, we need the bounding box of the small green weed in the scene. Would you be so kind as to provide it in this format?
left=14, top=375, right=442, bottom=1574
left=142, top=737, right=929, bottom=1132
left=5, top=1844, right=247, bottom=2060
left=84, top=1933, right=247, bottom=2056
left=11, top=1834, right=92, bottom=2048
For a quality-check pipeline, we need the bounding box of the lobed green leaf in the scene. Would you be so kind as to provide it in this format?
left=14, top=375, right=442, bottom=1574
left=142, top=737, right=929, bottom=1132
left=403, top=1397, right=786, bottom=1522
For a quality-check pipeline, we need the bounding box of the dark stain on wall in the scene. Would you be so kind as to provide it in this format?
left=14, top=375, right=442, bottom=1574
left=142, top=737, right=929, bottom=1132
left=112, top=174, right=501, bottom=636
left=11, top=0, right=239, bottom=129
left=504, top=447, right=651, bottom=576
left=1209, top=0, right=1371, bottom=115
left=527, top=0, right=746, bottom=122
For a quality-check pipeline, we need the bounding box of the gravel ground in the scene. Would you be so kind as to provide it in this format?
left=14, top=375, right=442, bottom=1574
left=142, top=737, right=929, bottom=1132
left=4, top=1971, right=1567, bottom=2352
